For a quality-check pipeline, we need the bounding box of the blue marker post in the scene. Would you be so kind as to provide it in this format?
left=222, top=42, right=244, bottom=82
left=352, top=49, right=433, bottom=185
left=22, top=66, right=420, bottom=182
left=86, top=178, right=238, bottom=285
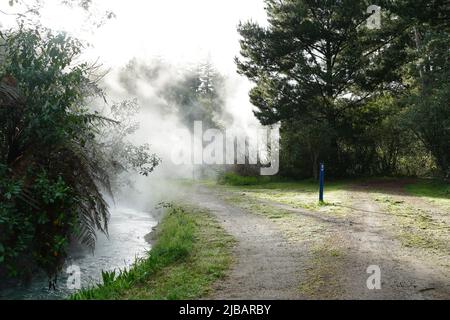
left=319, top=163, right=325, bottom=203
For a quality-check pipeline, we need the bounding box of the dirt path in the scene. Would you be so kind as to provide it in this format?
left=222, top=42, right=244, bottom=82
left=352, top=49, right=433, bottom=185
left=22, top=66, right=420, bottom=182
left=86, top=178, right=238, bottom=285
left=338, top=190, right=450, bottom=299
left=185, top=184, right=450, bottom=300
left=189, top=186, right=307, bottom=299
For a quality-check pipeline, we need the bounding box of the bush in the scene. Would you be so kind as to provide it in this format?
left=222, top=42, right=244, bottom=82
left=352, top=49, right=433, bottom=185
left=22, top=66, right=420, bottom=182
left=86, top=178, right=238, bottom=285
left=0, top=26, right=160, bottom=281
left=0, top=27, right=110, bottom=279
left=0, top=167, right=77, bottom=278
left=218, top=172, right=272, bottom=186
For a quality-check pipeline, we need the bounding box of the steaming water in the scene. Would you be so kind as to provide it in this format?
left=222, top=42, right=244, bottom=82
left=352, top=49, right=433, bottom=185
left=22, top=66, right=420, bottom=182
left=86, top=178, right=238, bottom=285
left=0, top=207, right=158, bottom=300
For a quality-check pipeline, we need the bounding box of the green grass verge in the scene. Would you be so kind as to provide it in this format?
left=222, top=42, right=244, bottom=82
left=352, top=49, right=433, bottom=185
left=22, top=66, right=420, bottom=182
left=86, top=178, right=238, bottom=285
left=71, top=205, right=234, bottom=300
left=218, top=172, right=273, bottom=186
left=217, top=172, right=348, bottom=191
left=404, top=179, right=450, bottom=212
left=404, top=179, right=450, bottom=200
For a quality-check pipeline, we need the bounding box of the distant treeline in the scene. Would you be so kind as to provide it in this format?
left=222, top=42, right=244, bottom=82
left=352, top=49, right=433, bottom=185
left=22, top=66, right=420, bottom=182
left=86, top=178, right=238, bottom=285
left=236, top=0, right=450, bottom=179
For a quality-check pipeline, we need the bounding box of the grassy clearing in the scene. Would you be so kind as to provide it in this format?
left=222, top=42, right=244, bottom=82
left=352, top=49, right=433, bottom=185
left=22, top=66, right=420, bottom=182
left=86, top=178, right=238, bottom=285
left=221, top=189, right=331, bottom=245
left=242, top=189, right=350, bottom=217
left=405, top=179, right=450, bottom=199
left=208, top=176, right=354, bottom=245
left=365, top=179, right=450, bottom=256
left=404, top=179, right=450, bottom=210
left=218, top=173, right=347, bottom=190
left=215, top=175, right=352, bottom=218
left=71, top=205, right=234, bottom=300
left=374, top=196, right=450, bottom=254
left=218, top=172, right=274, bottom=186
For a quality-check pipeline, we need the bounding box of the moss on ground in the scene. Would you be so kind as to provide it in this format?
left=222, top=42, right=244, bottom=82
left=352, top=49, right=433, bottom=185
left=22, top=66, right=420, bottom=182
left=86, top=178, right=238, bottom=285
left=374, top=196, right=450, bottom=254
left=299, top=240, right=347, bottom=299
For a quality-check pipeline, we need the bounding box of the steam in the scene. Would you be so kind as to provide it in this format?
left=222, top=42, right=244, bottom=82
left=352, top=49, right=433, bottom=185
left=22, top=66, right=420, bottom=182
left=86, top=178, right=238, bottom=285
left=101, top=58, right=264, bottom=208
left=0, top=0, right=269, bottom=208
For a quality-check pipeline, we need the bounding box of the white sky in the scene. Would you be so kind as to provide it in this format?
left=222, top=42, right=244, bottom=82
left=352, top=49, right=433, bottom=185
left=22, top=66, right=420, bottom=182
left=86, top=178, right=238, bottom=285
left=1, top=0, right=268, bottom=73
left=0, top=1, right=277, bottom=210
left=0, top=0, right=269, bottom=142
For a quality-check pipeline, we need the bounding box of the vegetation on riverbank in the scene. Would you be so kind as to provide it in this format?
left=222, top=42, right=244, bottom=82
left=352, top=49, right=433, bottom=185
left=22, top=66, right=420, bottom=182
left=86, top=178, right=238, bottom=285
left=0, top=21, right=159, bottom=279
left=72, top=205, right=234, bottom=300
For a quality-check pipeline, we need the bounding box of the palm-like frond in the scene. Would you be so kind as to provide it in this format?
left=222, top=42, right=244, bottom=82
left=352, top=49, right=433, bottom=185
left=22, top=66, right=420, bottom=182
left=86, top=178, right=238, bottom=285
left=1, top=82, right=112, bottom=252
left=0, top=82, right=24, bottom=107
left=50, top=144, right=111, bottom=250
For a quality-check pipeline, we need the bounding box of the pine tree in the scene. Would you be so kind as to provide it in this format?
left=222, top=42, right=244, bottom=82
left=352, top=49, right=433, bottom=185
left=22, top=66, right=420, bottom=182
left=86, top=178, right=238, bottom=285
left=237, top=0, right=409, bottom=125
left=388, top=0, right=450, bottom=177
left=236, top=0, right=410, bottom=176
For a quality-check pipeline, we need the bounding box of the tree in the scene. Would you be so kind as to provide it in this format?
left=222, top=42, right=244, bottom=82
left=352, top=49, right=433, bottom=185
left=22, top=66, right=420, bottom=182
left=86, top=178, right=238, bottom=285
left=405, top=29, right=450, bottom=177
left=382, top=0, right=450, bottom=178
left=119, top=59, right=227, bottom=131
left=383, top=0, right=450, bottom=30
left=0, top=26, right=159, bottom=280
left=236, top=0, right=410, bottom=177
left=97, top=99, right=161, bottom=191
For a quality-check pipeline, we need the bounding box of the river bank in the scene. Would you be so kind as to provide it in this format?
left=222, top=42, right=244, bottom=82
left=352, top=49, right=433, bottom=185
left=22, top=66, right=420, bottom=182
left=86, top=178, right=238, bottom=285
left=72, top=205, right=234, bottom=300
left=10, top=177, right=447, bottom=300
left=0, top=207, right=158, bottom=300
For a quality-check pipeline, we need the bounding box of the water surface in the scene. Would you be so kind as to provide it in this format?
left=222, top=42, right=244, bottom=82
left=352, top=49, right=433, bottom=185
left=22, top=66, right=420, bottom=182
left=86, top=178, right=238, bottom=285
left=0, top=207, right=158, bottom=300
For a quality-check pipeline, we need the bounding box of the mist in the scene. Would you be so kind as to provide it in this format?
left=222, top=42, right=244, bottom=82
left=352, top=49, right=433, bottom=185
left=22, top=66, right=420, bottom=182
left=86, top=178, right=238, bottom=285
left=0, top=0, right=270, bottom=208
left=26, top=0, right=271, bottom=209
left=0, top=0, right=274, bottom=220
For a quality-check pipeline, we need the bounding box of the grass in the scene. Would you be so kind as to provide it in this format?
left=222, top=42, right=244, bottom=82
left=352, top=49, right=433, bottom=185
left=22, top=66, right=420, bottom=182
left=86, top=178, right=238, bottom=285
left=214, top=175, right=352, bottom=218
left=374, top=196, right=450, bottom=254
left=299, top=239, right=347, bottom=299
left=404, top=179, right=450, bottom=211
left=385, top=179, right=450, bottom=254
left=218, top=172, right=348, bottom=190
left=405, top=179, right=450, bottom=199
left=71, top=205, right=234, bottom=300
left=220, top=190, right=330, bottom=245
left=218, top=172, right=274, bottom=186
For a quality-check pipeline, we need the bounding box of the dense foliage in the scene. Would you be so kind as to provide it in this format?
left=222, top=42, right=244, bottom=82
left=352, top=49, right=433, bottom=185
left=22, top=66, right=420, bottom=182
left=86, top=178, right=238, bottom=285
left=0, top=26, right=159, bottom=280
left=237, top=0, right=450, bottom=179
